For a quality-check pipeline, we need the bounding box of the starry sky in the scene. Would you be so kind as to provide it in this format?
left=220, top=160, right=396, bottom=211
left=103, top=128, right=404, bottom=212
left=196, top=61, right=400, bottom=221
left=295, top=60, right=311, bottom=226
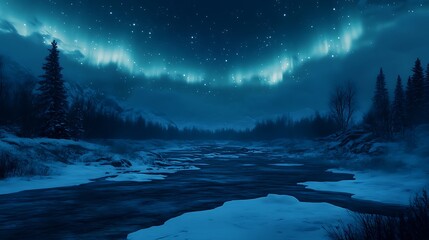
left=0, top=0, right=428, bottom=128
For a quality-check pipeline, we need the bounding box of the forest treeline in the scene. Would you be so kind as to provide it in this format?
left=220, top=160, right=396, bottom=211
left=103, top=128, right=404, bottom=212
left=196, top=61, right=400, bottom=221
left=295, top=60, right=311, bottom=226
left=364, top=59, right=429, bottom=137
left=0, top=41, right=428, bottom=141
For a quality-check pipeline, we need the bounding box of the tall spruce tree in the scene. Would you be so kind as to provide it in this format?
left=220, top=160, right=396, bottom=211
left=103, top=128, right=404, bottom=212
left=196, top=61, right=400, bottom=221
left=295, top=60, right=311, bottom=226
left=391, top=75, right=405, bottom=133
left=372, top=68, right=390, bottom=136
left=411, top=58, right=425, bottom=124
left=37, top=40, right=70, bottom=139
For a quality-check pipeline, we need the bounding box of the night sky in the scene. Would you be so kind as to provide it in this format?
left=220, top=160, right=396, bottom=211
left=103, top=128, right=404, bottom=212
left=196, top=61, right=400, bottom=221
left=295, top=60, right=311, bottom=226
left=0, top=0, right=428, bottom=128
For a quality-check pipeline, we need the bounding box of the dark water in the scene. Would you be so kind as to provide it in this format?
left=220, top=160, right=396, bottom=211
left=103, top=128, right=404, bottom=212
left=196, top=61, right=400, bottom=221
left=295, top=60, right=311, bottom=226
left=0, top=143, right=405, bottom=240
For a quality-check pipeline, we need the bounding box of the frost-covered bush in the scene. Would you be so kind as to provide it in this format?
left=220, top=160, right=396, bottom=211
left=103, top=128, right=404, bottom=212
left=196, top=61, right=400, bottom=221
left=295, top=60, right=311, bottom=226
left=327, top=190, right=429, bottom=240
left=0, top=152, right=49, bottom=178
left=0, top=153, right=18, bottom=179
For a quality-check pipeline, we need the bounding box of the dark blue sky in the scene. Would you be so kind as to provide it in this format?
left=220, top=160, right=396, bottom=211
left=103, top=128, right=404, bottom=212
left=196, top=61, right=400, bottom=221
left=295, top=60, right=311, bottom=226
left=0, top=0, right=428, bottom=128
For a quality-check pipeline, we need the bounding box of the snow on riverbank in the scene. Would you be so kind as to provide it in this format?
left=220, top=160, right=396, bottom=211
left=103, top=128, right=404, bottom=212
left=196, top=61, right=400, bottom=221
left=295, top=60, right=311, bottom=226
left=0, top=133, right=199, bottom=195
left=303, top=125, right=429, bottom=205
left=0, top=162, right=176, bottom=195
left=300, top=168, right=429, bottom=205
left=128, top=194, right=351, bottom=240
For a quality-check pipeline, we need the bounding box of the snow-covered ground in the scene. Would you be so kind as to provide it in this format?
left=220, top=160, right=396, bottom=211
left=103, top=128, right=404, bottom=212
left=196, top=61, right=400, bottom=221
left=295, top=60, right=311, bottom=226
left=0, top=162, right=174, bottom=195
left=300, top=168, right=429, bottom=205
left=0, top=132, right=199, bottom=195
left=301, top=126, right=429, bottom=205
left=301, top=125, right=429, bottom=205
left=128, top=194, right=351, bottom=240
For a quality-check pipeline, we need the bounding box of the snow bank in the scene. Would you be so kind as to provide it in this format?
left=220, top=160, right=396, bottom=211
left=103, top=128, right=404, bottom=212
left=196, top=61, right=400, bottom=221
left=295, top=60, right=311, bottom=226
left=128, top=194, right=351, bottom=240
left=305, top=125, right=429, bottom=205
left=0, top=163, right=114, bottom=194
left=0, top=160, right=198, bottom=195
left=300, top=169, right=429, bottom=205
left=106, top=173, right=166, bottom=182
left=0, top=135, right=199, bottom=195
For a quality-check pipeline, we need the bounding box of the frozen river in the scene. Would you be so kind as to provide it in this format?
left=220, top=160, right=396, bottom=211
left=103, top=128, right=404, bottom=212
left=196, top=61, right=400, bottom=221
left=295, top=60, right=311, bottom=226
left=0, top=143, right=405, bottom=239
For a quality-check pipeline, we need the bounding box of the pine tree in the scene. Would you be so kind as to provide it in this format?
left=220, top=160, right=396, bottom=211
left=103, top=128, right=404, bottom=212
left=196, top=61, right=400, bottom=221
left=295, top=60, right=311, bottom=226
left=391, top=75, right=405, bottom=133
left=411, top=58, right=425, bottom=124
left=37, top=40, right=70, bottom=139
left=371, top=68, right=390, bottom=136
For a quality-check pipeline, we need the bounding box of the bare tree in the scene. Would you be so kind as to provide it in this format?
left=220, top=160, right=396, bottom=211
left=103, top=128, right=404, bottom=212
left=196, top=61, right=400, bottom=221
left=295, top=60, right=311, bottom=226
left=329, top=82, right=356, bottom=131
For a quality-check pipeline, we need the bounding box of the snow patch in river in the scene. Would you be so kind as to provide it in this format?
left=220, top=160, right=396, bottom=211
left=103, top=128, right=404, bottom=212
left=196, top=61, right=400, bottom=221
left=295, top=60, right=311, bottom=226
left=128, top=194, right=351, bottom=240
left=106, top=173, right=166, bottom=182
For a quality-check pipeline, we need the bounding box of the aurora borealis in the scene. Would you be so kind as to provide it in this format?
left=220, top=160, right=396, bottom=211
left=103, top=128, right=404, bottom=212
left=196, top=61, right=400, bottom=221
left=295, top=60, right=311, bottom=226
left=0, top=0, right=428, bottom=127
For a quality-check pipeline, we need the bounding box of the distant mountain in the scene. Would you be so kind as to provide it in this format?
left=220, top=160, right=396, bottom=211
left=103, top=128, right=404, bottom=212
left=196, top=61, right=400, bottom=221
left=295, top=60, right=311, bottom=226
left=0, top=55, right=37, bottom=92
left=66, top=81, right=175, bottom=127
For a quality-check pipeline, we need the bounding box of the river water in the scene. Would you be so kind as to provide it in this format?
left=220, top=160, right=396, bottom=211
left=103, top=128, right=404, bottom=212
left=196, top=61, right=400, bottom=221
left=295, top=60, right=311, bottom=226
left=0, top=143, right=404, bottom=239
